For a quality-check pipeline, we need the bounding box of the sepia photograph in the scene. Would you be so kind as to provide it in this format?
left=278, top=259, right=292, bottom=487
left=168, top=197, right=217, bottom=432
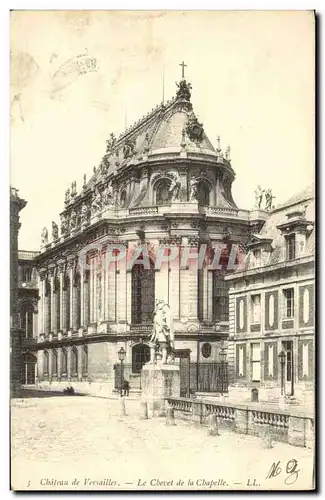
left=9, top=9, right=315, bottom=491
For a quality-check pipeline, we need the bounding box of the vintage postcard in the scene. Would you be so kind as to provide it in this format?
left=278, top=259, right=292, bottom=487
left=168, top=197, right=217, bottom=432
left=10, top=10, right=315, bottom=491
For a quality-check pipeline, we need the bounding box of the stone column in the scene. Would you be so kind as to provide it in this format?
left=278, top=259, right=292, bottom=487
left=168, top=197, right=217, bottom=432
left=48, top=350, right=53, bottom=381
left=68, top=259, right=75, bottom=330
left=49, top=269, right=57, bottom=333
left=32, top=306, right=38, bottom=337
left=57, top=347, right=61, bottom=379
left=38, top=272, right=46, bottom=334
left=44, top=277, right=51, bottom=334
left=72, top=280, right=79, bottom=331
left=58, top=263, right=66, bottom=332
left=83, top=277, right=90, bottom=328
left=80, top=268, right=85, bottom=328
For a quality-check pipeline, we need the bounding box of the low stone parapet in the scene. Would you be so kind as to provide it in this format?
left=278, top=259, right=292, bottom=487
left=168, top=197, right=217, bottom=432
left=165, top=397, right=314, bottom=448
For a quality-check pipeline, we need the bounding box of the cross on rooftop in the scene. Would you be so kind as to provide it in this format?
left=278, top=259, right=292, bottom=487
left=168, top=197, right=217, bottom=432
left=179, top=61, right=187, bottom=79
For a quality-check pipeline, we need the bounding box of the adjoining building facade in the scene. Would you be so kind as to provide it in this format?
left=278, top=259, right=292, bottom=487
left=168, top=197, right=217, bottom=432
left=226, top=186, right=315, bottom=407
left=24, top=76, right=270, bottom=396
left=10, top=187, right=27, bottom=395
left=18, top=250, right=40, bottom=384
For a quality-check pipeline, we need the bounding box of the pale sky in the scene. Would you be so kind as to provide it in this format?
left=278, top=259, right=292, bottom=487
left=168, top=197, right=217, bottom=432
left=10, top=10, right=314, bottom=251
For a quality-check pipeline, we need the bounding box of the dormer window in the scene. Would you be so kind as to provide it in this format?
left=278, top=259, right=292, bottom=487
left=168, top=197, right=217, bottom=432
left=286, top=234, right=296, bottom=260
left=253, top=249, right=261, bottom=267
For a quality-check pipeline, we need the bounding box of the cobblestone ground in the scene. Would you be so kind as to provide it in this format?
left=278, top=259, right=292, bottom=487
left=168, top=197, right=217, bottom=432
left=11, top=396, right=314, bottom=491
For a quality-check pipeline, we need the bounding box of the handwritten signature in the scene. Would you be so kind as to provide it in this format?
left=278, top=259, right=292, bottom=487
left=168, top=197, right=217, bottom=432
left=266, top=459, right=300, bottom=485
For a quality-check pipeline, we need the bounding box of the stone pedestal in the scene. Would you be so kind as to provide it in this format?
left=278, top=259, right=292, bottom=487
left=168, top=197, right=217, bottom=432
left=141, top=362, right=180, bottom=417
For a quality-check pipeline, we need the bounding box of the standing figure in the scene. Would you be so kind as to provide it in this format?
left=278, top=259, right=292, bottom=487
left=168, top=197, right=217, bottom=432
left=41, top=227, right=48, bottom=246
left=52, top=221, right=59, bottom=240
left=265, top=188, right=275, bottom=211
left=254, top=185, right=265, bottom=209
left=169, top=171, right=181, bottom=202
left=189, top=176, right=199, bottom=202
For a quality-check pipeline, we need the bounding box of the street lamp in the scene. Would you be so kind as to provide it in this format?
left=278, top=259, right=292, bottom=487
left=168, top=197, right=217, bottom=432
left=278, top=350, right=286, bottom=396
left=118, top=347, right=126, bottom=397
left=219, top=347, right=227, bottom=397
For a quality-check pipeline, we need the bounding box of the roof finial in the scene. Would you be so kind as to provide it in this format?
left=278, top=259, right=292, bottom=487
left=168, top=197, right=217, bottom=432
left=179, top=60, right=187, bottom=79
left=216, top=136, right=221, bottom=152
left=225, top=146, right=231, bottom=160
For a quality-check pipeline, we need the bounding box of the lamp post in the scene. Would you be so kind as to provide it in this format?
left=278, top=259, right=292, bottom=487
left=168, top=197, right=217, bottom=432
left=219, top=346, right=227, bottom=397
left=118, top=347, right=126, bottom=397
left=278, top=350, right=286, bottom=396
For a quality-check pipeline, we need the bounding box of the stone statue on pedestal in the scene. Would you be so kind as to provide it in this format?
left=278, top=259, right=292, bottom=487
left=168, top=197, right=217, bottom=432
left=52, top=221, right=59, bottom=240
left=169, top=172, right=181, bottom=202
left=189, top=176, right=199, bottom=202
left=254, top=185, right=265, bottom=209
left=41, top=227, right=48, bottom=246
left=149, top=299, right=175, bottom=364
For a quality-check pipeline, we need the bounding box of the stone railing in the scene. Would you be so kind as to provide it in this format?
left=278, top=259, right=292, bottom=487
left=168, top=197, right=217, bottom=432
left=129, top=207, right=158, bottom=216
left=165, top=397, right=314, bottom=448
left=205, top=207, right=239, bottom=217
left=18, top=250, right=40, bottom=260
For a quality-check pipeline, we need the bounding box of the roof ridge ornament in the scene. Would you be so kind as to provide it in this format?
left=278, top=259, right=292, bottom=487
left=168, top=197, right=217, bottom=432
left=176, top=79, right=192, bottom=101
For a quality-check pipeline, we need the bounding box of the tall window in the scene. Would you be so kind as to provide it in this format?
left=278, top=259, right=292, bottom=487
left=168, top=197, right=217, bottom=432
left=197, top=182, right=210, bottom=206
left=61, top=348, right=68, bottom=375
left=82, top=346, right=88, bottom=376
left=71, top=347, right=78, bottom=376
left=286, top=234, right=296, bottom=260
left=251, top=294, right=261, bottom=323
left=75, top=273, right=81, bottom=329
left=54, top=278, right=60, bottom=332
left=64, top=276, right=70, bottom=329
left=43, top=350, right=49, bottom=376
left=283, top=288, right=294, bottom=318
left=156, top=179, right=172, bottom=205
left=251, top=343, right=261, bottom=382
left=52, top=349, right=58, bottom=376
left=213, top=273, right=229, bottom=322
left=131, top=259, right=155, bottom=325
left=20, top=303, right=34, bottom=338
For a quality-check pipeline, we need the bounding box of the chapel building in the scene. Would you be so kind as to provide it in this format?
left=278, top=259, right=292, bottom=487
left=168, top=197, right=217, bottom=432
left=27, top=75, right=268, bottom=396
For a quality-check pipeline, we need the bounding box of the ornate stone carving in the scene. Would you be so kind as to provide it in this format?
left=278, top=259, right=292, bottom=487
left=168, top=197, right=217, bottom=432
left=176, top=79, right=192, bottom=101
left=123, top=137, right=136, bottom=158
left=41, top=227, right=48, bottom=245
left=185, top=113, right=204, bottom=143
left=102, top=182, right=114, bottom=206
left=80, top=203, right=90, bottom=224
left=57, top=261, right=66, bottom=274
left=52, top=221, right=59, bottom=240
left=69, top=208, right=78, bottom=230
left=106, top=133, right=116, bottom=154
left=91, top=188, right=102, bottom=214
left=65, top=188, right=71, bottom=205
left=71, top=181, right=77, bottom=197
left=60, top=214, right=69, bottom=235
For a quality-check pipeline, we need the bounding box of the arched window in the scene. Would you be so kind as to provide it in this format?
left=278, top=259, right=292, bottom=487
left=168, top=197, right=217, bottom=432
left=155, top=179, right=172, bottom=205
left=20, top=303, right=34, bottom=339
left=197, top=181, right=210, bottom=206
left=82, top=346, right=88, bottom=376
left=43, top=350, right=49, bottom=376
left=71, top=347, right=78, bottom=377
left=119, top=190, right=127, bottom=208
left=132, top=344, right=150, bottom=373
left=131, top=257, right=155, bottom=325
left=45, top=279, right=51, bottom=333
left=52, top=349, right=58, bottom=376
left=61, top=348, right=68, bottom=375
